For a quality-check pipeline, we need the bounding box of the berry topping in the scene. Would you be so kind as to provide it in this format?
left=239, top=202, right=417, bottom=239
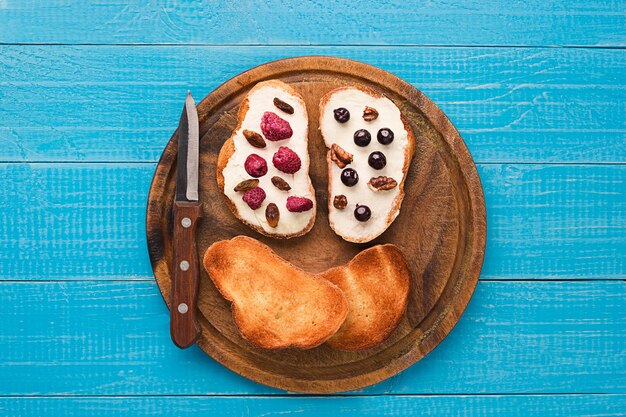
left=242, top=187, right=266, bottom=210
left=354, top=204, right=371, bottom=222
left=244, top=154, right=268, bottom=178
left=261, top=111, right=293, bottom=141
left=368, top=151, right=387, bottom=170
left=272, top=146, right=301, bottom=174
left=286, top=196, right=314, bottom=212
left=353, top=129, right=371, bottom=147
left=341, top=168, right=359, bottom=187
left=377, top=128, right=394, bottom=145
left=333, top=108, right=350, bottom=123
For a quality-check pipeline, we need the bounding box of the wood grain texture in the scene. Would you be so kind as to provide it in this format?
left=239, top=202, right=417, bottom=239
left=1, top=163, right=623, bottom=281
left=0, top=46, right=623, bottom=163
left=0, top=281, right=623, bottom=395
left=170, top=201, right=202, bottom=349
left=0, top=0, right=624, bottom=46
left=146, top=56, right=486, bottom=392
left=2, top=395, right=626, bottom=417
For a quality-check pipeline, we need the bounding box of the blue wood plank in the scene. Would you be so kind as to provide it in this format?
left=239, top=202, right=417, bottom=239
left=0, top=1, right=623, bottom=46
left=0, top=281, right=623, bottom=395
left=481, top=164, right=626, bottom=279
left=2, top=395, right=625, bottom=417
left=0, top=46, right=624, bottom=163
left=0, top=163, right=154, bottom=280
left=1, top=163, right=624, bottom=280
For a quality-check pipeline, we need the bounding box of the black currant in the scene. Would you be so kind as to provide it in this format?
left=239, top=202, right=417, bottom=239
left=377, top=128, right=394, bottom=145
left=354, top=205, right=371, bottom=222
left=333, top=108, right=350, bottom=123
left=341, top=168, right=359, bottom=187
left=368, top=151, right=386, bottom=170
left=353, top=129, right=371, bottom=147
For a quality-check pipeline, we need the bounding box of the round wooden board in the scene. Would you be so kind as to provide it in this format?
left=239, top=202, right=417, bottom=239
left=146, top=56, right=486, bottom=393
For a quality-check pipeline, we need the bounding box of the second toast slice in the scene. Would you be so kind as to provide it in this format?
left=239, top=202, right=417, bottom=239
left=320, top=244, right=410, bottom=351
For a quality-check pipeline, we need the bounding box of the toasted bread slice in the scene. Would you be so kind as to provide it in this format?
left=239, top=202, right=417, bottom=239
left=319, top=86, right=415, bottom=243
left=217, top=80, right=316, bottom=239
left=203, top=236, right=348, bottom=350
left=320, top=244, right=410, bottom=351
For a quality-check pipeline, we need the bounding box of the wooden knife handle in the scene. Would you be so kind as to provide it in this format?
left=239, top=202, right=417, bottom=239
left=170, top=200, right=202, bottom=349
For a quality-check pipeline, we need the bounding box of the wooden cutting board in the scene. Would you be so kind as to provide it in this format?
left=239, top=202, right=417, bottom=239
left=146, top=56, right=486, bottom=393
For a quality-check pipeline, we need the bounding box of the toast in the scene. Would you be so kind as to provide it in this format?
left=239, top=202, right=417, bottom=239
left=203, top=236, right=348, bottom=350
left=217, top=80, right=316, bottom=239
left=319, top=86, right=415, bottom=243
left=320, top=244, right=410, bottom=351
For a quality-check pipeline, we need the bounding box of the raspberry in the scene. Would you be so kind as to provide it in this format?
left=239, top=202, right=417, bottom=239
left=272, top=146, right=301, bottom=174
left=286, top=196, right=313, bottom=212
left=260, top=111, right=293, bottom=141
left=244, top=154, right=268, bottom=178
left=242, top=187, right=266, bottom=210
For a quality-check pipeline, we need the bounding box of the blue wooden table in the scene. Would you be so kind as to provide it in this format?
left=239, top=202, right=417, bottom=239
left=1, top=1, right=625, bottom=416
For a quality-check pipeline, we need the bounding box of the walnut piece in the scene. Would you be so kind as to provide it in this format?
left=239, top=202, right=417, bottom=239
left=363, top=106, right=379, bottom=121
left=368, top=176, right=398, bottom=191
left=333, top=195, right=347, bottom=209
left=330, top=143, right=353, bottom=168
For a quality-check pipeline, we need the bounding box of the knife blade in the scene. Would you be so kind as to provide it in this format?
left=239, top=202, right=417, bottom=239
left=170, top=91, right=202, bottom=349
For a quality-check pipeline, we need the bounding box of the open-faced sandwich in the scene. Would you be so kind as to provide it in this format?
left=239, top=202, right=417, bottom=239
left=217, top=81, right=316, bottom=238
left=319, top=86, right=415, bottom=243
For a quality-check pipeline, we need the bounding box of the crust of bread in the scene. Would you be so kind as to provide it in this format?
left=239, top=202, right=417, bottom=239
left=319, top=86, right=416, bottom=243
left=319, top=244, right=410, bottom=351
left=217, top=80, right=316, bottom=239
left=203, top=236, right=348, bottom=350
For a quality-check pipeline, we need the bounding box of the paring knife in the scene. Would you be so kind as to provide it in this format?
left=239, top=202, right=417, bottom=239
left=171, top=91, right=202, bottom=349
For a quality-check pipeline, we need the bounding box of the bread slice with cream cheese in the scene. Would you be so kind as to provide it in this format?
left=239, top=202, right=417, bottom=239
left=319, top=86, right=415, bottom=243
left=217, top=81, right=316, bottom=239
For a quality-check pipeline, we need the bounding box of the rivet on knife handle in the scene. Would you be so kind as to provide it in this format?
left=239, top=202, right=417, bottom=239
left=170, top=200, right=202, bottom=348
